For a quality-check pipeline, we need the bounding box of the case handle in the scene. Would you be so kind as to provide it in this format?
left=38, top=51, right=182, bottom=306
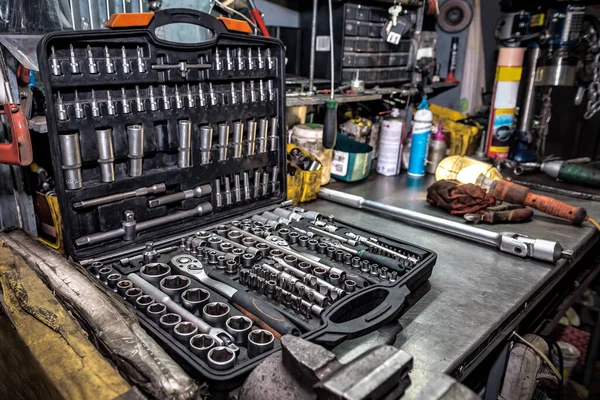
left=306, top=285, right=410, bottom=346
left=147, top=8, right=228, bottom=42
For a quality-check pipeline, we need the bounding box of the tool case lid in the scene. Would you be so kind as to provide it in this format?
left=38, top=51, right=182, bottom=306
left=37, top=9, right=288, bottom=260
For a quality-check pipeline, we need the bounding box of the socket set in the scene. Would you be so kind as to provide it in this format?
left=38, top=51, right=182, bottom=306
left=38, top=10, right=436, bottom=393
left=80, top=202, right=435, bottom=390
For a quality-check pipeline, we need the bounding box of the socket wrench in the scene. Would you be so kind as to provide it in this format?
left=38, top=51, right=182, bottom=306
left=128, top=274, right=236, bottom=348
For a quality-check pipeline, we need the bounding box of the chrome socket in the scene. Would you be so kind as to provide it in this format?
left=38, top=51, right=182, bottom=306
left=190, top=334, right=216, bottom=360
left=283, top=254, right=298, bottom=267
left=307, top=240, right=318, bottom=251
left=173, top=321, right=198, bottom=344
left=247, top=329, right=275, bottom=358
left=202, top=302, right=230, bottom=328
left=269, top=249, right=285, bottom=258
left=126, top=125, right=144, bottom=177
left=177, top=120, right=192, bottom=168
left=379, top=267, right=389, bottom=280
left=95, top=128, right=115, bottom=183
left=288, top=232, right=299, bottom=245
left=242, top=237, right=257, bottom=247
left=107, top=273, right=122, bottom=289
left=361, top=260, right=370, bottom=273
left=159, top=313, right=182, bottom=333
left=278, top=228, right=290, bottom=241
left=325, top=247, right=335, bottom=259
left=116, top=279, right=133, bottom=296
left=220, top=242, right=234, bottom=253
left=58, top=132, right=83, bottom=190
left=125, top=287, right=143, bottom=304
left=147, top=303, right=167, bottom=322
left=207, top=346, right=236, bottom=370
left=227, top=230, right=243, bottom=243
left=344, top=280, right=357, bottom=293
left=208, top=236, right=222, bottom=249
left=317, top=243, right=328, bottom=254
left=328, top=273, right=341, bottom=287
left=182, top=288, right=210, bottom=314
left=351, top=257, right=361, bottom=268
left=216, top=224, right=229, bottom=236
left=266, top=280, right=277, bottom=299
left=313, top=267, right=327, bottom=280
left=370, top=264, right=380, bottom=276
left=160, top=275, right=191, bottom=302
left=241, top=253, right=255, bottom=268
left=226, top=260, right=239, bottom=275
left=225, top=316, right=253, bottom=345
left=344, top=254, right=352, bottom=265
left=136, top=294, right=154, bottom=310
left=89, top=261, right=103, bottom=276
left=98, top=266, right=113, bottom=282
left=298, top=236, right=309, bottom=247
left=298, top=262, right=312, bottom=273
left=334, top=250, right=344, bottom=262
left=140, top=263, right=171, bottom=284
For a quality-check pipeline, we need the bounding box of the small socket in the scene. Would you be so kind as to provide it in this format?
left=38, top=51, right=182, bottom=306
left=190, top=334, right=216, bottom=359
left=107, top=273, right=122, bottom=289
left=207, top=346, right=236, bottom=370
left=313, top=267, right=327, bottom=280
left=147, top=303, right=167, bottom=322
left=136, top=295, right=154, bottom=310
left=90, top=261, right=103, bottom=276
left=116, top=279, right=133, bottom=296
left=98, top=267, right=113, bottom=282
left=328, top=273, right=341, bottom=287
left=298, top=262, right=312, bottom=273
left=182, top=288, right=211, bottom=314
left=159, top=313, right=182, bottom=333
left=173, top=321, right=199, bottom=344
left=225, top=316, right=253, bottom=345
left=344, top=280, right=357, bottom=293
left=125, top=287, right=142, bottom=304
left=247, top=329, right=275, bottom=358
left=202, top=302, right=230, bottom=328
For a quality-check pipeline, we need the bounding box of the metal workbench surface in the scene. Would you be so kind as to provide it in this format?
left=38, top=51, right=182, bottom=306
left=304, top=173, right=600, bottom=398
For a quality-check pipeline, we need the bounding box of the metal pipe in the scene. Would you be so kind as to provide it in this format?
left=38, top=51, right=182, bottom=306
left=318, top=188, right=572, bottom=263
left=327, top=0, right=335, bottom=97
left=516, top=47, right=541, bottom=134
left=308, top=0, right=318, bottom=95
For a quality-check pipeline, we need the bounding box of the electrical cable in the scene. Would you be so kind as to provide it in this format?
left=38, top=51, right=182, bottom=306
left=511, top=332, right=562, bottom=380
left=214, top=0, right=260, bottom=34
left=550, top=341, right=564, bottom=400
left=587, top=217, right=600, bottom=231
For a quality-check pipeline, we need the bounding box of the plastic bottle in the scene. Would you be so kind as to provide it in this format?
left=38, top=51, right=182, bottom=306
left=408, top=99, right=433, bottom=177
left=427, top=123, right=447, bottom=174
left=376, top=108, right=405, bottom=176
left=291, top=124, right=333, bottom=185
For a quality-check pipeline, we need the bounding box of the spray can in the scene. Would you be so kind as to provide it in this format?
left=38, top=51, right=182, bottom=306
left=427, top=123, right=447, bottom=174
left=407, top=99, right=433, bottom=177
left=445, top=37, right=459, bottom=84
left=486, top=47, right=525, bottom=160
left=376, top=108, right=405, bottom=176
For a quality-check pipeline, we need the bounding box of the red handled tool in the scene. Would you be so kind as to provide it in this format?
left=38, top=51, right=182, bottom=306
left=247, top=0, right=271, bottom=37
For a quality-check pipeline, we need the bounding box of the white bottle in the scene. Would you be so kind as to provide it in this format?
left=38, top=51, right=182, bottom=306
left=377, top=108, right=406, bottom=176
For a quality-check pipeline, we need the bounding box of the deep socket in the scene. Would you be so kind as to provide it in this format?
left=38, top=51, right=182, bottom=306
left=207, top=347, right=236, bottom=370
left=174, top=321, right=199, bottom=344
left=243, top=172, right=251, bottom=200
left=326, top=247, right=336, bottom=259
left=224, top=177, right=232, bottom=205
left=159, top=275, right=191, bottom=302
left=199, top=126, right=212, bottom=165
left=218, top=123, right=229, bottom=161
left=126, top=125, right=144, bottom=177
left=178, top=120, right=192, bottom=168
left=254, top=170, right=261, bottom=198
left=257, top=118, right=268, bottom=153
left=116, top=279, right=133, bottom=296
left=215, top=178, right=222, bottom=208
left=344, top=280, right=357, bottom=293
left=182, top=288, right=210, bottom=314
left=225, top=316, right=253, bottom=345
left=268, top=117, right=278, bottom=151
left=190, top=334, right=216, bottom=359
left=98, top=267, right=113, bottom=282
left=232, top=122, right=243, bottom=158
left=344, top=254, right=352, bottom=265
left=202, top=302, right=230, bottom=328
left=234, top=174, right=241, bottom=203
left=136, top=295, right=154, bottom=310
left=58, top=133, right=83, bottom=190
left=380, top=267, right=389, bottom=280
left=247, top=329, right=275, bottom=358
left=159, top=313, right=182, bottom=333
left=107, top=273, right=122, bottom=289
left=125, top=287, right=142, bottom=305
left=147, top=303, right=167, bottom=322
left=95, top=128, right=115, bottom=182
left=246, top=120, right=257, bottom=156
left=140, top=263, right=171, bottom=285
left=334, top=250, right=344, bottom=262
left=278, top=228, right=290, bottom=241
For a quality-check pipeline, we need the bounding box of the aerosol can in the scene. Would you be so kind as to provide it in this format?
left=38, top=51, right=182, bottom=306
left=377, top=108, right=406, bottom=176
left=427, top=123, right=447, bottom=174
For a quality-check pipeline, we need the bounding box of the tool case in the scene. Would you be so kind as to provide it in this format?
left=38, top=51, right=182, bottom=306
left=37, top=9, right=436, bottom=393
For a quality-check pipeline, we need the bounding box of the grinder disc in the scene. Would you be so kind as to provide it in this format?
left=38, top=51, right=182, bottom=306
left=438, top=0, right=473, bottom=33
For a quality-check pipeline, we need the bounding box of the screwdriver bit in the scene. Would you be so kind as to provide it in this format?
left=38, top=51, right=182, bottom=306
left=247, top=48, right=254, bottom=70
left=56, top=92, right=68, bottom=121
left=50, top=46, right=61, bottom=76
left=266, top=48, right=274, bottom=69
left=161, top=85, right=171, bottom=110
left=106, top=90, right=116, bottom=116
left=121, top=88, right=131, bottom=114
left=136, top=46, right=146, bottom=73
left=87, top=45, right=98, bottom=74
left=148, top=86, right=158, bottom=111
left=259, top=80, right=265, bottom=102
left=90, top=89, right=100, bottom=117
left=198, top=83, right=207, bottom=107
left=104, top=46, right=115, bottom=74
left=135, top=86, right=145, bottom=112
left=230, top=82, right=238, bottom=105
left=226, top=47, right=233, bottom=71
left=175, top=85, right=184, bottom=109
left=186, top=84, right=195, bottom=108
left=69, top=44, right=80, bottom=74
left=250, top=81, right=257, bottom=103
left=257, top=48, right=264, bottom=69
left=241, top=81, right=248, bottom=104
left=215, top=48, right=223, bottom=71
left=237, top=47, right=244, bottom=70
left=121, top=46, right=131, bottom=74
left=73, top=90, right=84, bottom=119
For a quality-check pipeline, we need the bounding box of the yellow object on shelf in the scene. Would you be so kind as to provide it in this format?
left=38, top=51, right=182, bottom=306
left=286, top=144, right=322, bottom=205
left=430, top=104, right=482, bottom=156
left=435, top=155, right=503, bottom=183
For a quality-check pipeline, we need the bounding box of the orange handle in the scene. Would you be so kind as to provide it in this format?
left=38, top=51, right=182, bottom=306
left=492, top=180, right=587, bottom=225
left=0, top=104, right=33, bottom=166
left=522, top=192, right=587, bottom=225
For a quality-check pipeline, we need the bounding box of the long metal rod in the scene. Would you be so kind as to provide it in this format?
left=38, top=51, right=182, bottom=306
left=516, top=47, right=540, bottom=134
left=318, top=188, right=571, bottom=263
left=327, top=0, right=335, bottom=97
left=308, top=0, right=318, bottom=95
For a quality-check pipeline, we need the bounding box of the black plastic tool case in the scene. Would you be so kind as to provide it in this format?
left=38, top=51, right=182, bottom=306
left=38, top=9, right=436, bottom=393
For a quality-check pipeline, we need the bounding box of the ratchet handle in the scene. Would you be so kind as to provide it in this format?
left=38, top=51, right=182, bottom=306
left=492, top=180, right=588, bottom=225
left=358, top=250, right=405, bottom=274
left=231, top=291, right=300, bottom=338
